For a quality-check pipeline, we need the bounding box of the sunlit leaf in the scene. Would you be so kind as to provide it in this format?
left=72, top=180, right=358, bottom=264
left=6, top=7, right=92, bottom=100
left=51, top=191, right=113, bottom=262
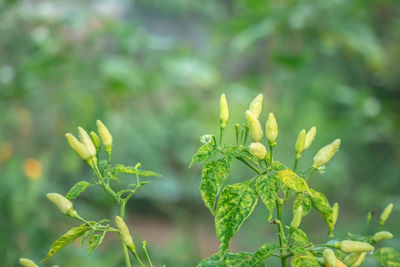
left=276, top=169, right=309, bottom=192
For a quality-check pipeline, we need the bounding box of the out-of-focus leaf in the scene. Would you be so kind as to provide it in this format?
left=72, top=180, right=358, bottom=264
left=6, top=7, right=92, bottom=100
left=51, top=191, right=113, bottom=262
left=66, top=181, right=91, bottom=200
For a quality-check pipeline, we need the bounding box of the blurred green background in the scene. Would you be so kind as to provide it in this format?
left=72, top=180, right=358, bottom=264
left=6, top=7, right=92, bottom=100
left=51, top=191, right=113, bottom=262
left=1, top=0, right=399, bottom=266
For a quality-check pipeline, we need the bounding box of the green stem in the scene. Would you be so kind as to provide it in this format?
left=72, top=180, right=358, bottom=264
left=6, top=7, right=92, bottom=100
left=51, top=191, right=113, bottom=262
left=237, top=157, right=262, bottom=174
left=276, top=199, right=287, bottom=267
left=120, top=200, right=132, bottom=267
left=269, top=145, right=273, bottom=166
left=219, top=126, right=225, bottom=145
left=143, top=242, right=154, bottom=267
left=293, top=157, right=299, bottom=172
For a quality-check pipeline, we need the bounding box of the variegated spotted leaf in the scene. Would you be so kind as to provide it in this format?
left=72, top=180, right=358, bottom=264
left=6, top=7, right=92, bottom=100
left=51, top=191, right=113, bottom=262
left=249, top=243, right=280, bottom=265
left=113, top=164, right=162, bottom=177
left=88, top=230, right=107, bottom=255
left=215, top=181, right=258, bottom=250
left=293, top=193, right=312, bottom=217
left=41, top=224, right=90, bottom=262
left=276, top=169, right=309, bottom=192
left=291, top=253, right=320, bottom=267
left=256, top=174, right=279, bottom=221
left=66, top=181, right=91, bottom=200
left=200, top=159, right=230, bottom=214
left=197, top=251, right=264, bottom=267
left=373, top=247, right=400, bottom=267
left=309, top=188, right=334, bottom=235
left=289, top=227, right=309, bottom=255
left=190, top=143, right=217, bottom=167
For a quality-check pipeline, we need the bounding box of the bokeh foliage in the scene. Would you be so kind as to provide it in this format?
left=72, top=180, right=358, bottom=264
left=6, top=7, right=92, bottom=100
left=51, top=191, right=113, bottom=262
left=0, top=0, right=399, bottom=266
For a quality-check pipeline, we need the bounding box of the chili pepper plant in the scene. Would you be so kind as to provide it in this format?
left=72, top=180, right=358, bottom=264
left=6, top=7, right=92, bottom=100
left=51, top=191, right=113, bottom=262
left=191, top=93, right=398, bottom=267
left=19, top=120, right=161, bottom=267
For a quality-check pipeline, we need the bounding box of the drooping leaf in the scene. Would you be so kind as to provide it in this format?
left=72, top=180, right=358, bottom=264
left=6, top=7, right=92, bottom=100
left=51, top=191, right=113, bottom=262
left=276, top=169, right=309, bottom=192
left=373, top=247, right=400, bottom=267
left=197, top=251, right=264, bottom=267
left=113, top=164, right=162, bottom=177
left=309, top=188, right=334, bottom=235
left=81, top=227, right=96, bottom=247
left=42, top=224, right=90, bottom=262
left=200, top=159, right=230, bottom=214
left=66, top=181, right=91, bottom=200
left=249, top=243, right=279, bottom=265
left=88, top=231, right=107, bottom=255
left=190, top=143, right=217, bottom=167
left=256, top=174, right=279, bottom=221
left=293, top=193, right=312, bottom=217
left=215, top=181, right=258, bottom=250
left=291, top=253, right=320, bottom=267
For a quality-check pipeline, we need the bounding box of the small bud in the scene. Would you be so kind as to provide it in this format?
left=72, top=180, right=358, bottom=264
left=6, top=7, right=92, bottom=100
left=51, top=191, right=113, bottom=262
left=219, top=93, right=229, bottom=128
left=380, top=203, right=393, bottom=226
left=312, top=138, right=341, bottom=169
left=200, top=134, right=212, bottom=144
left=115, top=216, right=135, bottom=251
left=65, top=133, right=91, bottom=160
left=90, top=131, right=101, bottom=153
left=265, top=113, right=278, bottom=147
left=248, top=93, right=264, bottom=118
left=323, top=249, right=337, bottom=267
left=245, top=110, right=263, bottom=142
left=96, top=120, right=113, bottom=153
left=78, top=127, right=96, bottom=157
left=19, top=258, right=38, bottom=267
left=332, top=202, right=339, bottom=226
left=334, top=240, right=374, bottom=253
left=295, top=129, right=306, bottom=159
left=373, top=231, right=393, bottom=242
left=344, top=252, right=366, bottom=267
left=249, top=142, right=267, bottom=160
left=304, top=126, right=317, bottom=149
left=290, top=205, right=303, bottom=228
left=46, top=193, right=77, bottom=218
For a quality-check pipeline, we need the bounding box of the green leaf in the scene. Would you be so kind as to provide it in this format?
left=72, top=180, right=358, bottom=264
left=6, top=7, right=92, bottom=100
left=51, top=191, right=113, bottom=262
left=66, top=181, right=91, bottom=200
left=200, top=159, right=230, bottom=214
left=309, top=188, right=334, bottom=235
left=293, top=193, right=311, bottom=217
left=42, top=224, right=90, bottom=262
left=290, top=227, right=309, bottom=245
left=249, top=243, right=279, bottom=265
left=197, top=251, right=264, bottom=267
left=373, top=247, right=400, bottom=267
left=291, top=253, right=320, bottom=267
left=80, top=228, right=96, bottom=247
left=276, top=169, right=309, bottom=192
left=113, top=164, right=162, bottom=177
left=88, top=231, right=107, bottom=255
left=271, top=161, right=286, bottom=171
left=256, top=174, right=279, bottom=221
left=215, top=181, right=258, bottom=249
left=190, top=143, right=217, bottom=167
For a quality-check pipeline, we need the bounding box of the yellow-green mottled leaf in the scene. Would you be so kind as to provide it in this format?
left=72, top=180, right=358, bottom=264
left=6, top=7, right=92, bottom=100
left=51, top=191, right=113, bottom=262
left=293, top=193, right=311, bottom=217
left=190, top=143, right=217, bottom=167
left=289, top=227, right=309, bottom=255
left=215, top=181, right=258, bottom=249
left=113, top=164, right=162, bottom=177
left=197, top=251, right=264, bottom=267
left=373, top=247, right=400, bottom=267
left=66, top=181, right=91, bottom=200
left=200, top=159, right=230, bottom=214
left=256, top=175, right=279, bottom=221
left=309, top=188, right=334, bottom=235
left=88, top=231, right=106, bottom=255
left=41, top=224, right=90, bottom=262
left=291, top=253, right=320, bottom=267
left=249, top=243, right=279, bottom=265
left=276, top=169, right=309, bottom=192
